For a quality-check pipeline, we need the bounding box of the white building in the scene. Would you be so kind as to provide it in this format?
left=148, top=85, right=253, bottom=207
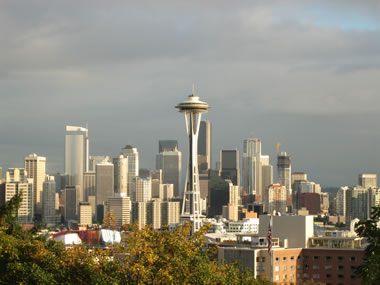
left=113, top=155, right=128, bottom=195
left=265, top=184, right=287, bottom=214
left=43, top=175, right=59, bottom=225
left=24, top=153, right=46, bottom=216
left=79, top=202, right=92, bottom=226
left=107, top=193, right=132, bottom=227
left=131, top=176, right=151, bottom=202
left=120, top=145, right=139, bottom=196
left=225, top=218, right=259, bottom=234
left=65, top=125, right=89, bottom=203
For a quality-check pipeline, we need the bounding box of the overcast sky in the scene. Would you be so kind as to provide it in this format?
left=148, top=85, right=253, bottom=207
left=1, top=0, right=380, bottom=187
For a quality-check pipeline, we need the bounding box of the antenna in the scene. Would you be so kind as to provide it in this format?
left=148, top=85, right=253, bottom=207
left=192, top=83, right=195, bottom=96
left=276, top=142, right=280, bottom=155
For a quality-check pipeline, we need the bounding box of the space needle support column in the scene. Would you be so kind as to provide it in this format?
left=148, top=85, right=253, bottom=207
left=176, top=90, right=210, bottom=233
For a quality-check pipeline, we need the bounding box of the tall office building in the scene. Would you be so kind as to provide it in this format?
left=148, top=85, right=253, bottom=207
left=131, top=176, right=152, bottom=202
left=336, top=187, right=350, bottom=217
left=43, top=175, right=59, bottom=225
left=242, top=137, right=261, bottom=196
left=65, top=125, right=89, bottom=204
left=89, top=155, right=110, bottom=172
left=359, top=174, right=377, bottom=189
left=265, top=184, right=287, bottom=214
left=83, top=172, right=96, bottom=201
left=198, top=120, right=212, bottom=171
left=113, top=155, right=128, bottom=195
left=64, top=185, right=79, bottom=221
left=120, top=145, right=139, bottom=196
left=292, top=172, right=308, bottom=185
left=161, top=201, right=180, bottom=227
left=156, top=140, right=182, bottom=198
left=277, top=152, right=292, bottom=197
left=107, top=193, right=132, bottom=227
left=79, top=202, right=92, bottom=225
left=222, top=180, right=239, bottom=221
left=3, top=168, right=33, bottom=223
left=95, top=161, right=114, bottom=207
left=219, top=150, right=240, bottom=187
left=24, top=153, right=46, bottom=216
left=0, top=167, right=3, bottom=183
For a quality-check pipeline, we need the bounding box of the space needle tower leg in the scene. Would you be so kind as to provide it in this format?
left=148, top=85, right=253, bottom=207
left=176, top=88, right=210, bottom=233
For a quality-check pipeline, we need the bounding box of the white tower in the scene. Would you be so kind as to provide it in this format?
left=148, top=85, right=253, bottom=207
left=176, top=89, right=210, bottom=232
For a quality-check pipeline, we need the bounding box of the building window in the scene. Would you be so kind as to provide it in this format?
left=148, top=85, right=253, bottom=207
left=283, top=256, right=287, bottom=261
left=304, top=264, right=309, bottom=270
left=313, top=256, right=320, bottom=261
left=326, top=274, right=332, bottom=279
left=312, top=265, right=320, bottom=270
left=303, top=273, right=309, bottom=278
left=325, top=265, right=332, bottom=270
left=290, top=274, right=294, bottom=280
left=338, top=256, right=344, bottom=262
left=350, top=266, right=356, bottom=271
left=297, top=264, right=301, bottom=269
left=325, top=256, right=332, bottom=261
left=297, top=256, right=301, bottom=260
left=304, top=255, right=309, bottom=260
left=275, top=257, right=279, bottom=262
left=350, top=256, right=356, bottom=262
left=290, top=256, right=294, bottom=261
left=283, top=275, right=287, bottom=280
left=283, top=265, right=287, bottom=271
left=297, top=273, right=301, bottom=278
left=275, top=266, right=280, bottom=272
left=313, top=274, right=320, bottom=279
left=290, top=265, right=294, bottom=270
left=351, top=275, right=357, bottom=280
left=338, top=274, right=344, bottom=280
left=337, top=265, right=344, bottom=271
left=275, top=275, right=279, bottom=281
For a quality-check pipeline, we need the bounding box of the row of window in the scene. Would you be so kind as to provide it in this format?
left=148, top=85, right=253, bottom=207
left=304, top=264, right=357, bottom=271
left=304, top=255, right=359, bottom=262
left=274, top=255, right=299, bottom=262
left=303, top=273, right=357, bottom=280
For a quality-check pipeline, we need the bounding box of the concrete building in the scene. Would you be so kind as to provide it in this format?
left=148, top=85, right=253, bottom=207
left=299, top=192, right=321, bottom=215
left=265, top=184, right=287, bottom=214
left=261, top=163, right=273, bottom=200
left=291, top=172, right=307, bottom=185
left=277, top=152, right=292, bottom=198
left=120, top=145, right=139, bottom=196
left=208, top=170, right=230, bottom=217
left=79, top=202, right=92, bottom=226
left=89, top=155, right=110, bottom=172
left=64, top=185, right=79, bottom=221
left=198, top=120, right=212, bottom=171
left=222, top=180, right=240, bottom=221
left=132, top=201, right=147, bottom=230
left=95, top=161, right=114, bottom=207
left=259, top=215, right=314, bottom=248
left=3, top=168, right=33, bottom=223
left=83, top=172, right=96, bottom=202
left=161, top=201, right=180, bottom=227
left=147, top=199, right=162, bottom=229
left=131, top=176, right=152, bottom=202
left=156, top=140, right=182, bottom=198
left=242, top=137, right=261, bottom=196
left=113, top=155, right=128, bottom=195
left=225, top=218, right=259, bottom=233
left=43, top=175, right=59, bottom=225
left=107, top=193, right=131, bottom=227
left=359, top=173, right=377, bottom=189
left=24, top=153, right=46, bottom=216
left=219, top=150, right=240, bottom=187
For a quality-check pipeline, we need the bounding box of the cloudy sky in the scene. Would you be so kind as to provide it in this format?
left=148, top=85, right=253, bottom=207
left=1, top=0, right=380, bottom=187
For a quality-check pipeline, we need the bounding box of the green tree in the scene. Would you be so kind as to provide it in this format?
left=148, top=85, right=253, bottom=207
left=355, top=205, right=380, bottom=284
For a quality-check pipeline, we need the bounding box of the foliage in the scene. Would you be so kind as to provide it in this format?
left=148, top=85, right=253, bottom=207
left=103, top=211, right=117, bottom=229
left=355, top=205, right=380, bottom=285
left=0, top=194, right=272, bottom=284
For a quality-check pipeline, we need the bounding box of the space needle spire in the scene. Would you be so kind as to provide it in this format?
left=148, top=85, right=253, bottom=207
left=175, top=87, right=210, bottom=232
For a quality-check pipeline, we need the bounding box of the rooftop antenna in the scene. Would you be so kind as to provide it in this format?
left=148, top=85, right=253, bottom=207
left=85, top=121, right=88, bottom=130
left=192, top=83, right=195, bottom=96
left=276, top=142, right=280, bottom=155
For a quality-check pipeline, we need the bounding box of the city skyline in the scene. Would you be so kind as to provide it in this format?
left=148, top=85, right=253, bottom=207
left=1, top=1, right=380, bottom=187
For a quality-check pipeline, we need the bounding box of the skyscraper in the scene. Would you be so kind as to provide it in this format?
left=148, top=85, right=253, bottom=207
left=242, top=137, right=261, bottom=196
left=219, top=150, right=240, bottom=187
left=107, top=193, right=132, bottom=227
left=198, top=120, right=212, bottom=171
left=95, top=161, right=114, bottom=207
left=265, top=184, right=287, bottom=215
left=65, top=125, right=89, bottom=203
left=358, top=174, right=377, bottom=189
left=131, top=176, right=152, bottom=202
left=176, top=90, right=210, bottom=232
left=24, top=153, right=46, bottom=216
left=113, top=155, right=128, bottom=195
left=120, top=145, right=139, bottom=196
left=277, top=152, right=292, bottom=198
left=43, top=175, right=59, bottom=225
left=156, top=140, right=182, bottom=198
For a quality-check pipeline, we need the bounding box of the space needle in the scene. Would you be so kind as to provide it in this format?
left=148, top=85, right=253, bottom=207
left=176, top=87, right=210, bottom=232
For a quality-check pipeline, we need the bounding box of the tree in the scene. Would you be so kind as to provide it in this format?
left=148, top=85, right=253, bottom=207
left=355, top=205, right=380, bottom=284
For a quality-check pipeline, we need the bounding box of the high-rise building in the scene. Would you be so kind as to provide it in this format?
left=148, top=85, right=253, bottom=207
left=3, top=168, right=33, bottom=223
left=132, top=201, right=147, bottom=230
left=131, top=176, right=152, bottom=202
left=43, top=175, right=59, bottom=225
left=359, top=174, right=377, bottom=189
left=120, top=145, right=139, bottom=196
left=0, top=167, right=3, bottom=183
left=242, top=137, right=261, bottom=196
left=207, top=170, right=230, bottom=217
left=107, top=193, right=132, bottom=227
left=113, top=155, right=128, bottom=195
left=198, top=120, right=212, bottom=171
left=222, top=180, right=240, bottom=221
left=176, top=91, right=210, bottom=232
left=83, top=172, right=96, bottom=202
left=65, top=125, right=89, bottom=204
left=79, top=202, right=92, bottom=225
left=89, top=155, right=110, bottom=172
left=64, top=185, right=79, bottom=221
left=24, top=153, right=46, bottom=216
left=95, top=161, right=114, bottom=207
left=265, top=183, right=287, bottom=214
left=277, top=152, right=292, bottom=197
left=146, top=200, right=162, bottom=229
left=336, top=186, right=350, bottom=217
left=292, top=172, right=308, bottom=185
left=156, top=140, right=182, bottom=198
left=161, top=201, right=180, bottom=227
left=219, top=150, right=240, bottom=187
